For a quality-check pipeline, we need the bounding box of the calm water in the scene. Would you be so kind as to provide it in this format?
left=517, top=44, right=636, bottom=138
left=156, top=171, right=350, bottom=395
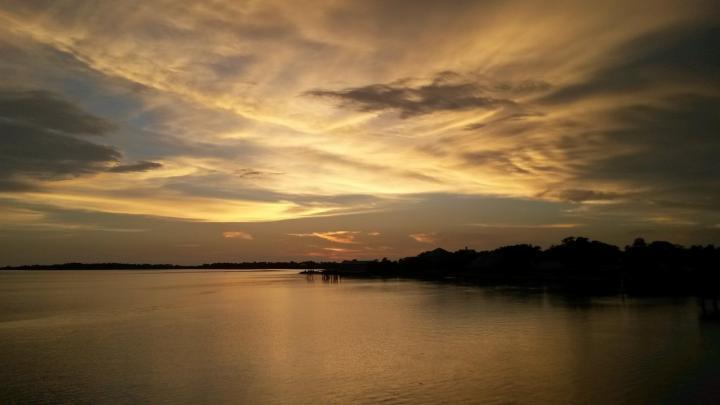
left=1, top=270, right=719, bottom=404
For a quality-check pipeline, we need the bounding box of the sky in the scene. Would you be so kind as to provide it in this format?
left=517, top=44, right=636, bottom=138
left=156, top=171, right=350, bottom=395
left=0, top=0, right=719, bottom=264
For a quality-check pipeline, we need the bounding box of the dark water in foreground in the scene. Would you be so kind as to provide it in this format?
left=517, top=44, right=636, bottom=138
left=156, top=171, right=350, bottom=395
left=1, top=270, right=719, bottom=404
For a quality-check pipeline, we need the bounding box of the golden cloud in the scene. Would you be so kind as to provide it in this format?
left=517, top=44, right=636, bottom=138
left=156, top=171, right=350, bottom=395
left=222, top=231, right=254, bottom=240
left=289, top=231, right=360, bottom=244
left=409, top=232, right=437, bottom=244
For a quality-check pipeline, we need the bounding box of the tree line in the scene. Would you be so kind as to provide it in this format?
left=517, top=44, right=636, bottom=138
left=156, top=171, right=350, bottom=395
left=4, top=236, right=719, bottom=295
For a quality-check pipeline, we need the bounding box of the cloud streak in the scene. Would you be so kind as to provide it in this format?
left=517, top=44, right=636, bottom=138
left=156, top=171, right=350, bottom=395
left=222, top=231, right=253, bottom=240
left=108, top=161, right=163, bottom=173
left=0, top=89, right=115, bottom=135
left=289, top=231, right=361, bottom=244
left=307, top=72, right=549, bottom=118
left=409, top=232, right=437, bottom=244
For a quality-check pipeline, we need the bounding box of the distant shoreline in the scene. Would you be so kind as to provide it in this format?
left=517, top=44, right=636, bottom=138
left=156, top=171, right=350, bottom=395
left=1, top=264, right=322, bottom=270
left=3, top=236, right=720, bottom=298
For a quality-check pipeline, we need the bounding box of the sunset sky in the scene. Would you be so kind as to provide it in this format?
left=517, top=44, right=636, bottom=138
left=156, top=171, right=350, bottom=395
left=1, top=0, right=718, bottom=264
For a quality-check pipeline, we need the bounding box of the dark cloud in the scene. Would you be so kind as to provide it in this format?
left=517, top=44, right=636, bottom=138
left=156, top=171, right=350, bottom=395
left=649, top=189, right=720, bottom=212
left=0, top=89, right=122, bottom=189
left=0, top=90, right=115, bottom=135
left=540, top=24, right=720, bottom=105
left=308, top=83, right=507, bottom=117
left=307, top=72, right=548, bottom=117
left=544, top=94, right=720, bottom=219
left=548, top=189, right=623, bottom=203
left=649, top=193, right=720, bottom=212
left=0, top=179, right=40, bottom=192
left=0, top=121, right=120, bottom=181
left=583, top=95, right=720, bottom=185
left=235, top=168, right=280, bottom=178
left=525, top=23, right=719, bottom=211
left=108, top=161, right=163, bottom=173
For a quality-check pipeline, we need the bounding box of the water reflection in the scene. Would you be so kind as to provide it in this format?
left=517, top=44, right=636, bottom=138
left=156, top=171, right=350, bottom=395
left=305, top=272, right=341, bottom=284
left=0, top=270, right=718, bottom=404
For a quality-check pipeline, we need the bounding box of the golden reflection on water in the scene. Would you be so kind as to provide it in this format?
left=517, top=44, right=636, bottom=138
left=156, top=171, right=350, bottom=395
left=0, top=270, right=718, bottom=404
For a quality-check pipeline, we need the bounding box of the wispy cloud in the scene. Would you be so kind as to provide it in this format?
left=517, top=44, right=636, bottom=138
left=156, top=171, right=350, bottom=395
left=108, top=161, right=163, bottom=173
left=289, top=231, right=360, bottom=244
left=323, top=247, right=360, bottom=253
left=307, top=72, right=544, bottom=118
left=222, top=231, right=253, bottom=240
left=409, top=232, right=437, bottom=244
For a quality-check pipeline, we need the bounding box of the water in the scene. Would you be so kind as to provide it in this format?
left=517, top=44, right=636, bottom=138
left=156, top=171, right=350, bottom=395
left=1, top=270, right=718, bottom=404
